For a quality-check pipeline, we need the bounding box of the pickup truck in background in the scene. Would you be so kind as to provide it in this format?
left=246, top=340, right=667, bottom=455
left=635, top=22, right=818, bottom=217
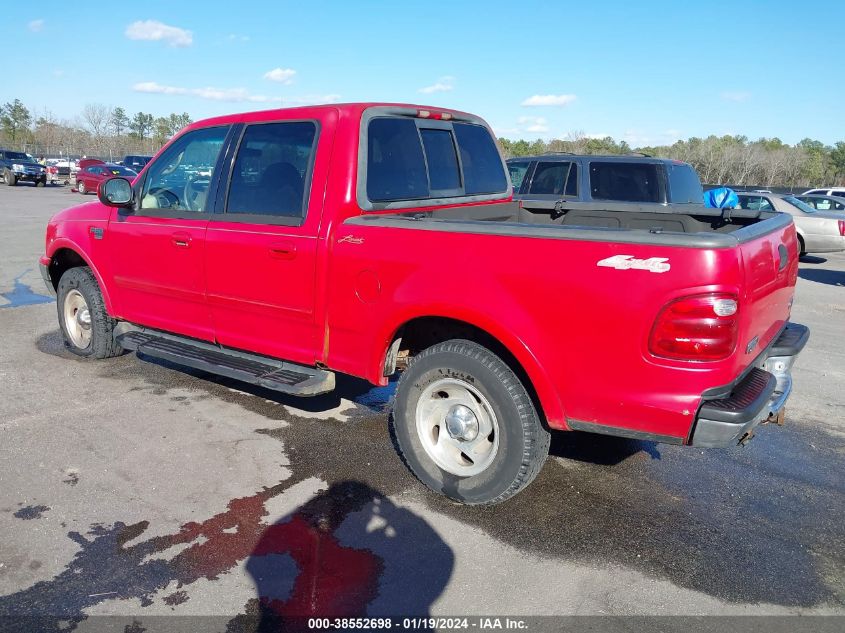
left=0, top=148, right=48, bottom=187
left=40, top=103, right=808, bottom=504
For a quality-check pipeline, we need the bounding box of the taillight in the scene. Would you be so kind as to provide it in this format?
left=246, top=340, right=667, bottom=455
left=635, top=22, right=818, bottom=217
left=649, top=293, right=739, bottom=361
left=839, top=220, right=844, bottom=237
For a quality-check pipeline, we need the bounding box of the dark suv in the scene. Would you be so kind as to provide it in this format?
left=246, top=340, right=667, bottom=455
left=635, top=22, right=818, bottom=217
left=507, top=154, right=703, bottom=218
left=0, top=149, right=48, bottom=187
left=121, top=155, right=152, bottom=173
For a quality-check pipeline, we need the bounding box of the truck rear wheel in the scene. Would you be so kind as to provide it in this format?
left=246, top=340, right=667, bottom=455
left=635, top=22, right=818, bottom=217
left=391, top=339, right=550, bottom=505
left=56, top=267, right=123, bottom=359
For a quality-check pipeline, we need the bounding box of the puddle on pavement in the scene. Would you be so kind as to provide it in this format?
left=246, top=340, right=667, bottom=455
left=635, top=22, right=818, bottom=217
left=0, top=272, right=53, bottom=309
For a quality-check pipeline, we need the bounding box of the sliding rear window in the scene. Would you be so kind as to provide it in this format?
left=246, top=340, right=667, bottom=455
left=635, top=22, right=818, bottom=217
left=366, top=117, right=508, bottom=203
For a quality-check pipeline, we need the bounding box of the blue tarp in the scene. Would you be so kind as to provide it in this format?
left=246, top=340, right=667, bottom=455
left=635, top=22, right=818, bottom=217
left=704, top=187, right=739, bottom=209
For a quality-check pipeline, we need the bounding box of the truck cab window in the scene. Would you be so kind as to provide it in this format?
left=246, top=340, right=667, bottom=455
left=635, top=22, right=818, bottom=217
left=140, top=126, right=228, bottom=213
left=226, top=121, right=317, bottom=219
left=590, top=162, right=660, bottom=203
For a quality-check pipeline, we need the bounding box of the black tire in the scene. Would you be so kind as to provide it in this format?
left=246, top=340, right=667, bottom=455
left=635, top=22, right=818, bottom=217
left=391, top=339, right=550, bottom=505
left=77, top=180, right=86, bottom=194
left=56, top=267, right=124, bottom=359
left=5, top=170, right=16, bottom=186
left=36, top=178, right=46, bottom=187
left=797, top=235, right=806, bottom=257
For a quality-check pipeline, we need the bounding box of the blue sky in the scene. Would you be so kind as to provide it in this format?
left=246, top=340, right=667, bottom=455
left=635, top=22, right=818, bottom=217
left=5, top=0, right=844, bottom=146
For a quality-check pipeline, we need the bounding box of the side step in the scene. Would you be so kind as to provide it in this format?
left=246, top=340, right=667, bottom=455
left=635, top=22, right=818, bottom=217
left=115, top=326, right=335, bottom=396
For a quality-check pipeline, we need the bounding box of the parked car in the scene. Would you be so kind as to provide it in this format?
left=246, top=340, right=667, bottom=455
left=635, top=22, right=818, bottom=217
left=802, top=187, right=845, bottom=198
left=0, top=149, right=48, bottom=186
left=507, top=154, right=703, bottom=223
left=122, top=155, right=152, bottom=173
left=735, top=192, right=845, bottom=255
left=75, top=163, right=137, bottom=195
left=77, top=158, right=105, bottom=171
left=795, top=194, right=845, bottom=213
left=40, top=103, right=807, bottom=505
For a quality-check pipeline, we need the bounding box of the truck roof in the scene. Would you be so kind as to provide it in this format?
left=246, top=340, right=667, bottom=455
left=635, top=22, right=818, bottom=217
left=188, top=102, right=477, bottom=130
left=507, top=153, right=688, bottom=166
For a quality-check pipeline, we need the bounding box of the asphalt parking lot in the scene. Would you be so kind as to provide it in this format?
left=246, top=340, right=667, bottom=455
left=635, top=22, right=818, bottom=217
left=0, top=185, right=843, bottom=629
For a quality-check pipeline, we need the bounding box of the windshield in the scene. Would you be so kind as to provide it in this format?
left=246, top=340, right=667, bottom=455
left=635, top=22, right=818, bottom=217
left=5, top=151, right=29, bottom=161
left=783, top=196, right=816, bottom=213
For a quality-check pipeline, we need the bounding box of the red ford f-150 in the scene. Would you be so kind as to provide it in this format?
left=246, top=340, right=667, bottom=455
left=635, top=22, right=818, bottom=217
left=39, top=103, right=808, bottom=504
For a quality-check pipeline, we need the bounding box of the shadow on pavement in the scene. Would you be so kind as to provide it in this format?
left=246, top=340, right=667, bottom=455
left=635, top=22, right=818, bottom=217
left=798, top=268, right=845, bottom=286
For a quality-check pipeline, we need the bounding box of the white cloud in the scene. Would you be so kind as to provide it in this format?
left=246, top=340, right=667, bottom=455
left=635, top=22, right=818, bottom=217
left=132, top=81, right=340, bottom=106
left=227, top=34, right=250, bottom=42
left=418, top=76, right=455, bottom=94
left=28, top=19, right=44, bottom=33
left=517, top=116, right=549, bottom=133
left=720, top=91, right=751, bottom=103
left=263, top=68, right=297, bottom=84
left=125, top=20, right=193, bottom=47
left=521, top=94, right=577, bottom=107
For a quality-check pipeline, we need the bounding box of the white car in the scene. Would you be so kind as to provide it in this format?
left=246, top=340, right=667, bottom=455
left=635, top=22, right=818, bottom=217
left=802, top=187, right=845, bottom=198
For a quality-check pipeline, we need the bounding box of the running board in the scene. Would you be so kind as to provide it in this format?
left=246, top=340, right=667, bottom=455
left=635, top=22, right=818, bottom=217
left=114, top=325, right=335, bottom=396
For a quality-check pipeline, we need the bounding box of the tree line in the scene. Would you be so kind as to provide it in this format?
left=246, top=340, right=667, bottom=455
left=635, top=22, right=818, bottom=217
left=0, top=99, right=193, bottom=160
left=499, top=133, right=845, bottom=188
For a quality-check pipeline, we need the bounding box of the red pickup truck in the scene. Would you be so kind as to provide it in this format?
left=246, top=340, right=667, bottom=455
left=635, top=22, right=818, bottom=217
left=39, top=103, right=808, bottom=504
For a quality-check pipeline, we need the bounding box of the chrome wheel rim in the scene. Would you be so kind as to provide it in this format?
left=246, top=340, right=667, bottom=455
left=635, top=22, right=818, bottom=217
left=63, top=289, right=92, bottom=349
left=78, top=181, right=85, bottom=194
left=415, top=378, right=499, bottom=477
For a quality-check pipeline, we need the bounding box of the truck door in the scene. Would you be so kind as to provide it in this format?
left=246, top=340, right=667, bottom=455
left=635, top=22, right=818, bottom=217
left=106, top=125, right=231, bottom=341
left=204, top=112, right=335, bottom=366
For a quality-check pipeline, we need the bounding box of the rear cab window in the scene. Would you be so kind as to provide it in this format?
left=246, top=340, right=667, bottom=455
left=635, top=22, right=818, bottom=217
left=666, top=162, right=703, bottom=203
left=589, top=161, right=661, bottom=203
left=359, top=107, right=509, bottom=210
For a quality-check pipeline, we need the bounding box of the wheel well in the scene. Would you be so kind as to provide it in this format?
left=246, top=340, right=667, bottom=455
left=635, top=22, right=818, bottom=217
left=391, top=316, right=546, bottom=423
left=47, top=248, right=87, bottom=290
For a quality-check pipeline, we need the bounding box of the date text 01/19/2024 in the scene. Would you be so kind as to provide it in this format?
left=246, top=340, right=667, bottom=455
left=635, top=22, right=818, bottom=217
left=307, top=617, right=528, bottom=629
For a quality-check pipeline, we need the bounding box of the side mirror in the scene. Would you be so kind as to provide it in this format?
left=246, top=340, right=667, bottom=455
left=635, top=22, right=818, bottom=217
left=98, top=177, right=134, bottom=208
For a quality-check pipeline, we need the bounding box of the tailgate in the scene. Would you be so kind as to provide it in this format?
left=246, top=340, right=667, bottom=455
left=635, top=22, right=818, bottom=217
left=736, top=215, right=798, bottom=363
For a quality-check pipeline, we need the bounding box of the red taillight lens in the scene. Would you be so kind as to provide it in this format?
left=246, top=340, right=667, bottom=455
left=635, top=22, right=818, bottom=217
left=649, top=293, right=739, bottom=361
left=838, top=220, right=844, bottom=237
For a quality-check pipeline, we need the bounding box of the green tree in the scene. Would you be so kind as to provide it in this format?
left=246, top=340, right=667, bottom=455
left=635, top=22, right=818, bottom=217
left=129, top=112, right=154, bottom=140
left=110, top=107, right=129, bottom=137
left=152, top=117, right=172, bottom=146
left=830, top=141, right=845, bottom=180
left=1, top=99, right=32, bottom=143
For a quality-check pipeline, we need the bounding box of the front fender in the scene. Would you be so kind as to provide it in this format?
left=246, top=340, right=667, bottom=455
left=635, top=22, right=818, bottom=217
left=46, top=237, right=114, bottom=314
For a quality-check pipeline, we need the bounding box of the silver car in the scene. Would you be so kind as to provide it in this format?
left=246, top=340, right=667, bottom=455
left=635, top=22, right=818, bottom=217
left=794, top=194, right=845, bottom=213
left=735, top=192, right=845, bottom=255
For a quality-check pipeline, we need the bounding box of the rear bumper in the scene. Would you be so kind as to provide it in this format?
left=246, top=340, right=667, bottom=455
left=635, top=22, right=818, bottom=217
left=690, top=322, right=809, bottom=447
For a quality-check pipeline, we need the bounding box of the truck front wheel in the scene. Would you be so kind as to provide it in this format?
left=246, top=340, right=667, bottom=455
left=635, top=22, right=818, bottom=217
left=391, top=339, right=550, bottom=505
left=56, top=267, right=123, bottom=359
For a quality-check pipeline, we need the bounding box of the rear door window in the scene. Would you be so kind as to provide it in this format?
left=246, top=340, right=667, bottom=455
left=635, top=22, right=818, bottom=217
left=589, top=161, right=660, bottom=203
left=666, top=162, right=703, bottom=203
left=738, top=195, right=763, bottom=210
left=226, top=121, right=318, bottom=221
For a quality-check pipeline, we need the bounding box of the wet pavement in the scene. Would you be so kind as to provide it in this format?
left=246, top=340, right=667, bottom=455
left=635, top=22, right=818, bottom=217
left=0, top=187, right=843, bottom=630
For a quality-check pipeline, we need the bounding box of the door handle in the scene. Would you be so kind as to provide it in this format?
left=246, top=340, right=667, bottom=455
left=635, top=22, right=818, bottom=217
left=171, top=232, right=192, bottom=248
left=269, top=242, right=297, bottom=260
